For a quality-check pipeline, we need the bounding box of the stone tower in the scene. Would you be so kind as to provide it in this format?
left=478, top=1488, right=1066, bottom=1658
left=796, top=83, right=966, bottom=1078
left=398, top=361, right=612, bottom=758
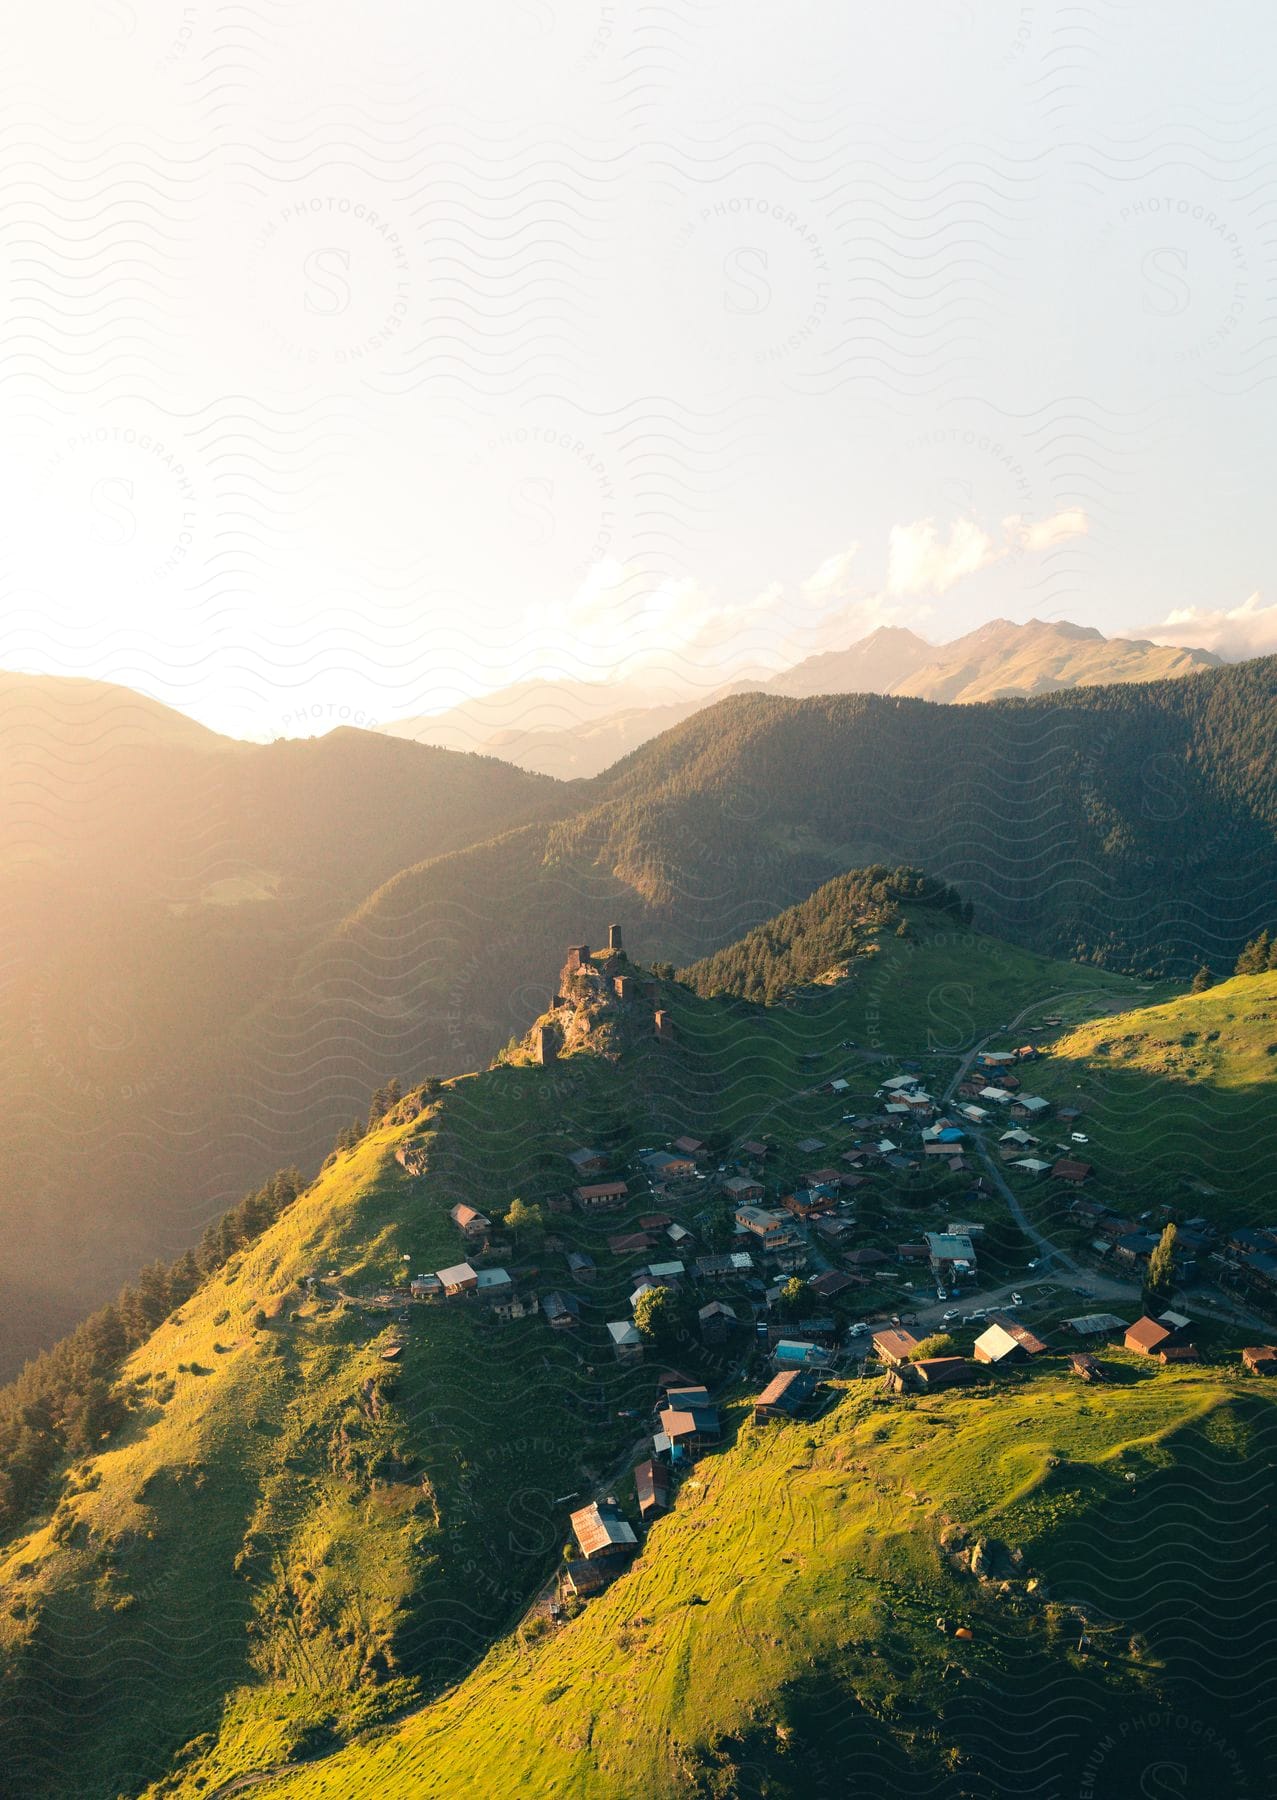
left=608, top=922, right=623, bottom=951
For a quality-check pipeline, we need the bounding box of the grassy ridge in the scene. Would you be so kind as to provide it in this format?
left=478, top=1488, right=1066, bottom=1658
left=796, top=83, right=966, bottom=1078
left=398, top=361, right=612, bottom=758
left=1027, top=971, right=1277, bottom=1222
left=255, top=1366, right=1277, bottom=1800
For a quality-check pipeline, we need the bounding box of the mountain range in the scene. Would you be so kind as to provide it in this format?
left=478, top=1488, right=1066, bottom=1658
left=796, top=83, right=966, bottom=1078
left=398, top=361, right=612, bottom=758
left=1, top=651, right=1274, bottom=1378
left=383, top=619, right=1222, bottom=778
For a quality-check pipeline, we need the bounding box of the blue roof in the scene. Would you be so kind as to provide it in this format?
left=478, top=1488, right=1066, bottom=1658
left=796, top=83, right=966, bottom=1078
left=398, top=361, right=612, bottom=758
left=936, top=1127, right=965, bottom=1142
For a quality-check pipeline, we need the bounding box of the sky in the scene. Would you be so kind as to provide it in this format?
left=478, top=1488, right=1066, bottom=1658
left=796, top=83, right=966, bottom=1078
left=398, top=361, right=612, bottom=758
left=2, top=2, right=1276, bottom=739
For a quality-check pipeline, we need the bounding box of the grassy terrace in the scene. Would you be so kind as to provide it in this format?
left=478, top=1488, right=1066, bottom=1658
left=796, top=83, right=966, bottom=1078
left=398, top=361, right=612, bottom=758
left=258, top=1361, right=1277, bottom=1800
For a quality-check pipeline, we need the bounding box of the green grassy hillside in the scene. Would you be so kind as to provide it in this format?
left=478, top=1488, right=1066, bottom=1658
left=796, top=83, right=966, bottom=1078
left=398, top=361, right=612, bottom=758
left=238, top=1363, right=1277, bottom=1800
left=1026, top=970, right=1277, bottom=1223
left=0, top=924, right=1156, bottom=1799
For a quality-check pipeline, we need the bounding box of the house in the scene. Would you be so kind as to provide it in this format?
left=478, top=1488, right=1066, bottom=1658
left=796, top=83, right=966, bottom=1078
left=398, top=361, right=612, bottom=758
left=563, top=1558, right=610, bottom=1598
left=574, top=1181, right=629, bottom=1211
left=541, top=1290, right=581, bottom=1329
left=819, top=1077, right=851, bottom=1095
left=698, top=1300, right=737, bottom=1345
left=912, top=1356, right=974, bottom=1388
left=735, top=1205, right=790, bottom=1244
left=781, top=1190, right=823, bottom=1221
left=1114, top=1230, right=1159, bottom=1268
left=814, top=1215, right=855, bottom=1244
left=694, top=1252, right=750, bottom=1279
left=658, top=1398, right=720, bottom=1456
left=808, top=1270, right=854, bottom=1300
left=1158, top=1345, right=1200, bottom=1365
left=773, top=1338, right=833, bottom=1371
left=639, top=1149, right=696, bottom=1180
left=644, top=1260, right=686, bottom=1285
left=607, top=1320, right=644, bottom=1363
left=1013, top=1158, right=1053, bottom=1176
left=566, top=1251, right=596, bottom=1282
left=666, top=1223, right=693, bottom=1248
left=896, top=1242, right=930, bottom=1264
left=437, top=1262, right=478, bottom=1298
left=1241, top=1345, right=1277, bottom=1376
left=767, top=1241, right=809, bottom=1274
left=794, top=1136, right=826, bottom=1155
left=672, top=1135, right=706, bottom=1159
left=409, top=1273, right=442, bottom=1301
left=998, top=1128, right=1036, bottom=1157
left=872, top=1327, right=919, bottom=1368
left=723, top=1175, right=764, bottom=1203
left=973, top=1317, right=1047, bottom=1365
left=638, top=1212, right=672, bottom=1230
left=803, top=1167, right=845, bottom=1188
left=754, top=1368, right=816, bottom=1422
left=569, top=1498, right=638, bottom=1563
left=741, top=1139, right=769, bottom=1159
left=633, top=1458, right=671, bottom=1522
left=492, top=1290, right=538, bottom=1322
left=1070, top=1352, right=1104, bottom=1381
left=844, top=1246, right=888, bottom=1270
left=1065, top=1312, right=1128, bottom=1338
left=566, top=1147, right=608, bottom=1177
left=449, top=1203, right=491, bottom=1239
left=1010, top=1095, right=1051, bottom=1122
left=985, top=1312, right=1048, bottom=1355
left=1051, top=1158, right=1093, bottom=1184
left=475, top=1267, right=513, bottom=1304
left=1125, top=1315, right=1174, bottom=1356
left=609, top=1231, right=658, bottom=1257
left=795, top=1315, right=839, bottom=1346
left=924, top=1231, right=976, bottom=1278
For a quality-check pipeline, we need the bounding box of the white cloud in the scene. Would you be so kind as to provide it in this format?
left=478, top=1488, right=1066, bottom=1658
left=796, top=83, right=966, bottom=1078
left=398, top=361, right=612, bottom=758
left=1007, top=507, right=1089, bottom=553
left=886, top=517, right=1000, bottom=598
left=886, top=507, right=1089, bottom=598
left=1139, top=591, right=1277, bottom=661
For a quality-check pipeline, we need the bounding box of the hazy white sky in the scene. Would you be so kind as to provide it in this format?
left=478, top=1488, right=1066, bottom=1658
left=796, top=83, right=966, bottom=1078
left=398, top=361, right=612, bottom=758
left=3, top=2, right=1276, bottom=737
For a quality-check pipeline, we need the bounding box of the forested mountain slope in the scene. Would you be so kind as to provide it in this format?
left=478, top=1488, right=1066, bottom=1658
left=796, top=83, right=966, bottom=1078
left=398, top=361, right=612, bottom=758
left=0, top=681, right=565, bottom=1373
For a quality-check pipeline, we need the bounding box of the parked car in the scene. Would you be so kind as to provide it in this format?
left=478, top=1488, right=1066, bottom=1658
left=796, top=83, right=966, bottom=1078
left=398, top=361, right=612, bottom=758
left=943, top=1309, right=961, bottom=1322
left=1010, top=1292, right=1023, bottom=1306
left=848, top=1322, right=868, bottom=1335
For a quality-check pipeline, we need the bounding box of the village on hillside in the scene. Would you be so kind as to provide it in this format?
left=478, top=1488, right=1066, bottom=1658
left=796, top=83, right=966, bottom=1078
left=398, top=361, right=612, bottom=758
left=378, top=930, right=1277, bottom=1605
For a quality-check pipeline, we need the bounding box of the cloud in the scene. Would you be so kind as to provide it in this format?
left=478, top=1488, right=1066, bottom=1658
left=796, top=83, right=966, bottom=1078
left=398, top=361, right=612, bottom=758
left=886, top=507, right=1089, bottom=598
left=1139, top=591, right=1277, bottom=661
left=886, top=517, right=1000, bottom=598
left=534, top=507, right=1093, bottom=691
left=1008, top=506, right=1089, bottom=553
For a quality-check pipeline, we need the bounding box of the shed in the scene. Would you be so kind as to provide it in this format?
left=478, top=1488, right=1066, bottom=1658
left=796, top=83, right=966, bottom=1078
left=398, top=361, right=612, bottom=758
left=633, top=1458, right=671, bottom=1521
left=607, top=1320, right=644, bottom=1363
left=569, top=1499, right=637, bottom=1561
left=437, top=1262, right=478, bottom=1297
left=754, top=1368, right=816, bottom=1422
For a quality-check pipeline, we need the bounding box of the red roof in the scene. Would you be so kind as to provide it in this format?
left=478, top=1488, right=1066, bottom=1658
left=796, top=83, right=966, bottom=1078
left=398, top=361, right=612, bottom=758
left=1125, top=1316, right=1172, bottom=1353
left=576, top=1181, right=629, bottom=1201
